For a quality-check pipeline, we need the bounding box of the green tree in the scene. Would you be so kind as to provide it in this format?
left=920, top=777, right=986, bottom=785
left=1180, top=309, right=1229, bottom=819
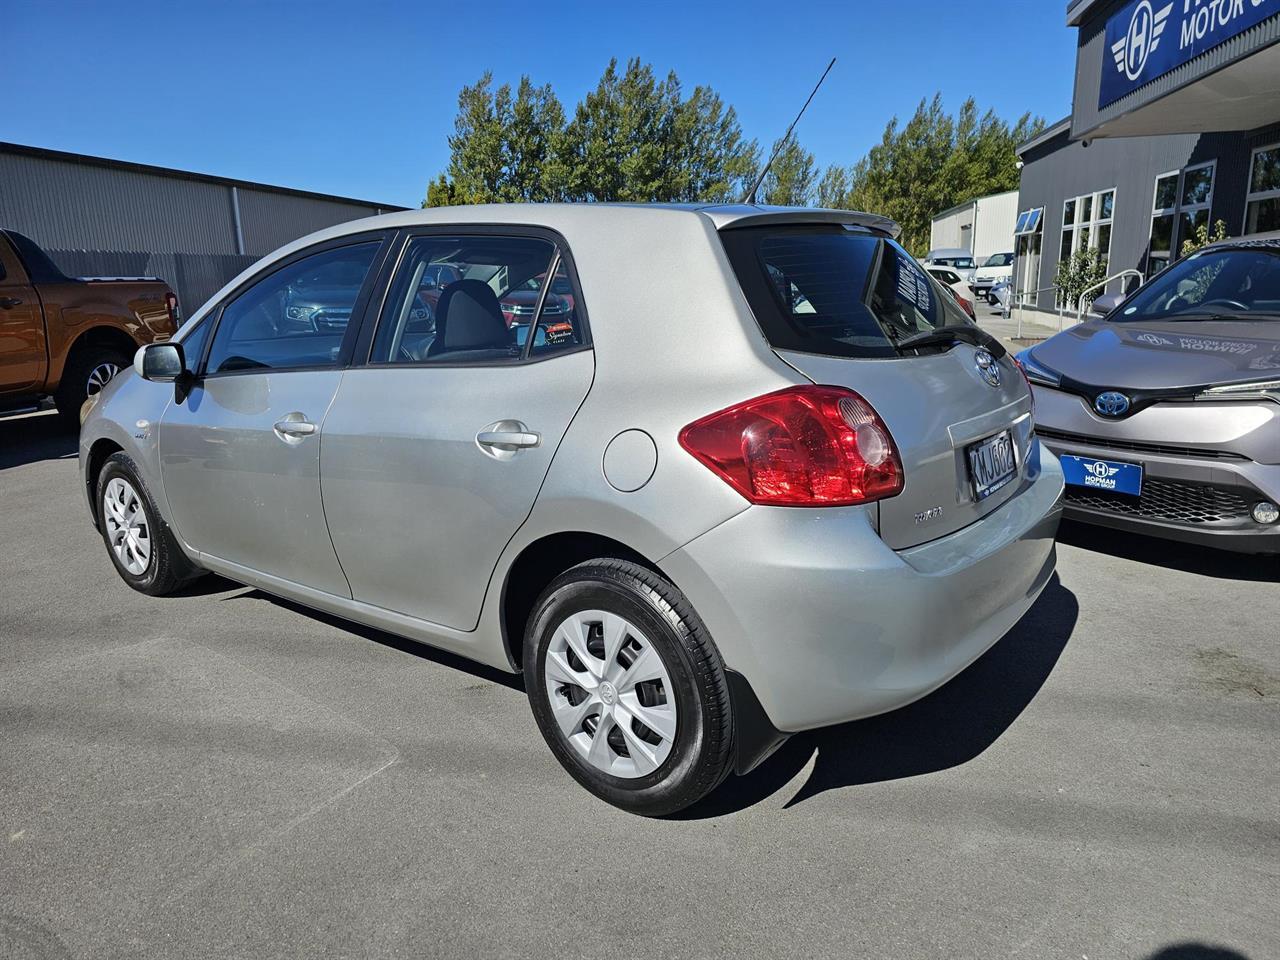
left=760, top=133, right=815, bottom=206
left=836, top=95, right=1045, bottom=256
left=1180, top=218, right=1229, bottom=256
left=426, top=72, right=567, bottom=206
left=817, top=164, right=850, bottom=208
left=1054, top=246, right=1109, bottom=311
left=428, top=59, right=760, bottom=206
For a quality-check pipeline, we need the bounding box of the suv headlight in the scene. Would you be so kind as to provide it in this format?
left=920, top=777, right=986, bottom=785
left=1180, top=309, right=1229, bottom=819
left=1196, top=379, right=1280, bottom=403
left=1014, top=349, right=1062, bottom=387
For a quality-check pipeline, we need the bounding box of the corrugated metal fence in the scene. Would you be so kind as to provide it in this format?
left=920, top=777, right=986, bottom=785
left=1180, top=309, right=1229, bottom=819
left=44, top=250, right=259, bottom=316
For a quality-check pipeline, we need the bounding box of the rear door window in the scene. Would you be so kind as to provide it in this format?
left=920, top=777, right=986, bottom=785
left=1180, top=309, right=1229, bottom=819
left=722, top=226, right=969, bottom=359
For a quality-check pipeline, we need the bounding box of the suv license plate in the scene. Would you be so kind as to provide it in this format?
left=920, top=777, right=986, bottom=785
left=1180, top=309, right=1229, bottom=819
left=967, top=429, right=1017, bottom=500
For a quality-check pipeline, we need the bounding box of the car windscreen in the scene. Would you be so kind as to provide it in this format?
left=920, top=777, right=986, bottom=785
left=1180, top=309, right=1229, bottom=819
left=721, top=225, right=970, bottom=359
left=983, top=253, right=1014, bottom=267
left=1111, top=248, right=1280, bottom=322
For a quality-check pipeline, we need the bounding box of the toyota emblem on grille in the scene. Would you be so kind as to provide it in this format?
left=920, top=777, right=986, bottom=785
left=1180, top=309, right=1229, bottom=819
left=1094, top=391, right=1131, bottom=417
left=974, top=349, right=1001, bottom=387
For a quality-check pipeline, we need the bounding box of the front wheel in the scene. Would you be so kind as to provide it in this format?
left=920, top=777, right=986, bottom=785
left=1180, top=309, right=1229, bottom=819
left=56, top=344, right=131, bottom=424
left=524, top=559, right=733, bottom=816
left=97, top=452, right=203, bottom=595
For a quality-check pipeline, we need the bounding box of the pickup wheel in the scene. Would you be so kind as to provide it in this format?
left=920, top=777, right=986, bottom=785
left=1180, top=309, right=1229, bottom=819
left=56, top=344, right=132, bottom=425
left=524, top=559, right=734, bottom=816
left=96, top=452, right=203, bottom=596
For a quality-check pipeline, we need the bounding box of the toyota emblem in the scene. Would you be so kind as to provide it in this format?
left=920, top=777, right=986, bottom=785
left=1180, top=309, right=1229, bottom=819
left=974, top=349, right=1001, bottom=387
left=1094, top=391, right=1131, bottom=417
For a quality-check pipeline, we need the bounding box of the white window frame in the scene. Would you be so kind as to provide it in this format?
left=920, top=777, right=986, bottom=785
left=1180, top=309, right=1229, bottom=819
left=1244, top=142, right=1280, bottom=236
left=1060, top=188, right=1116, bottom=261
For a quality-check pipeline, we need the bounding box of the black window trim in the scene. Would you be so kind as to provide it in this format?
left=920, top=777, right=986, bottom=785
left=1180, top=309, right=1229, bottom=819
left=352, top=222, right=593, bottom=370
left=198, top=229, right=397, bottom=381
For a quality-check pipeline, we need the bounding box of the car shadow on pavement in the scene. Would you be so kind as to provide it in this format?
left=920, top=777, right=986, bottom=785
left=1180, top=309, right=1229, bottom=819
left=1144, top=946, right=1250, bottom=960
left=677, top=574, right=1079, bottom=819
left=229, top=589, right=526, bottom=692
left=0, top=410, right=76, bottom=470
left=1058, top=519, right=1278, bottom=582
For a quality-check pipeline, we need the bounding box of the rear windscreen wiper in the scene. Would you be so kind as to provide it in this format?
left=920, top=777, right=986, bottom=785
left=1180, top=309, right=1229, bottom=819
left=896, top=324, right=1006, bottom=359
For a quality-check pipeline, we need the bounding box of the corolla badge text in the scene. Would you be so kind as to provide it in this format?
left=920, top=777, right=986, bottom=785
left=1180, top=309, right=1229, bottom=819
left=1094, top=391, right=1131, bottom=417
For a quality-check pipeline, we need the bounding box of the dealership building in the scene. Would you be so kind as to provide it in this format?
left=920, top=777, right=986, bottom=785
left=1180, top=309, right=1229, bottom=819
left=1012, top=0, right=1280, bottom=313
left=0, top=141, right=403, bottom=313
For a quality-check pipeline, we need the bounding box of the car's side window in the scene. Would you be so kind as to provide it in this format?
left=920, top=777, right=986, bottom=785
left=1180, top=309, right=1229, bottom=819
left=371, top=235, right=584, bottom=365
left=177, top=313, right=214, bottom=371
left=205, top=242, right=380, bottom=375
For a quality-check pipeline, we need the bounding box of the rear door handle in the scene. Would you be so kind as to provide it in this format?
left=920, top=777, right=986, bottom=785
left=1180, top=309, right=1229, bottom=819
left=273, top=416, right=318, bottom=441
left=477, top=430, right=540, bottom=448
left=0, top=297, right=23, bottom=309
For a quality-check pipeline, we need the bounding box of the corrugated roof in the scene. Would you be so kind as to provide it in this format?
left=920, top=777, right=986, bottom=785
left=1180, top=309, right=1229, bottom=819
left=0, top=141, right=406, bottom=211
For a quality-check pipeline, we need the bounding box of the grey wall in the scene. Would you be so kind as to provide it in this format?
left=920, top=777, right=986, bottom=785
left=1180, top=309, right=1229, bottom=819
left=0, top=145, right=399, bottom=312
left=1016, top=122, right=1280, bottom=309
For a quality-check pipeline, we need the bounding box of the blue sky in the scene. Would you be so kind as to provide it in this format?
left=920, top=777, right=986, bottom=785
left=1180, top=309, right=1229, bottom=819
left=5, top=0, right=1077, bottom=208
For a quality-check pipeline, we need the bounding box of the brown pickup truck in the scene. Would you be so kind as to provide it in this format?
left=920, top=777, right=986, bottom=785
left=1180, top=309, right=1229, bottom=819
left=0, top=229, right=179, bottom=422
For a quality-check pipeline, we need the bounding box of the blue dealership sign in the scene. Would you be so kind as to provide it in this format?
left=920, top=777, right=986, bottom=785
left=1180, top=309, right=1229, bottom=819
left=1100, top=0, right=1279, bottom=108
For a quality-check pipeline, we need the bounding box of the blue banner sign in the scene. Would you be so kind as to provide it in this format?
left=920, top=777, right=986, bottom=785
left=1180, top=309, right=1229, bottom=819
left=1100, top=0, right=1279, bottom=108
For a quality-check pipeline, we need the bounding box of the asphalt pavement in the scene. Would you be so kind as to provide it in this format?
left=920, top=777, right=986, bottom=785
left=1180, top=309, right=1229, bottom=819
left=1, top=409, right=1277, bottom=960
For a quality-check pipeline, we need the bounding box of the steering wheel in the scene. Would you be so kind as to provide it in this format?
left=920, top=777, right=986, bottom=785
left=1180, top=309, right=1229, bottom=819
left=1200, top=298, right=1249, bottom=312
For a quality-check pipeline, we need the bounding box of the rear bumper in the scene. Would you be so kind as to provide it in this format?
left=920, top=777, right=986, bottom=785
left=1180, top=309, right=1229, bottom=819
left=660, top=443, right=1064, bottom=733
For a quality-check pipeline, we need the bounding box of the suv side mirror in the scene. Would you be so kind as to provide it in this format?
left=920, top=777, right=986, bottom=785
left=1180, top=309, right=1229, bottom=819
left=1089, top=292, right=1125, bottom=317
left=134, top=342, right=186, bottom=382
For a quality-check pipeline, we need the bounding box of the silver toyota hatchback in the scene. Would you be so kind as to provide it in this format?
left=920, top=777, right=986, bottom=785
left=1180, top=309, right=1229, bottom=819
left=80, top=204, right=1064, bottom=815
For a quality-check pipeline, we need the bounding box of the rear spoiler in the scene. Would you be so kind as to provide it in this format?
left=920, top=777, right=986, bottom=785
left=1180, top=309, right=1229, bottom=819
left=703, top=206, right=901, bottom=240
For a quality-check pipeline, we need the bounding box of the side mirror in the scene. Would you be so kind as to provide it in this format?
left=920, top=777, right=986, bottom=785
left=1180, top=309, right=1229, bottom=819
left=134, top=342, right=186, bottom=382
left=1089, top=292, right=1125, bottom=317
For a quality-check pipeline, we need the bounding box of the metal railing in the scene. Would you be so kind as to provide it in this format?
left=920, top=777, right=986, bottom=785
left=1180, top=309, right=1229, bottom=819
left=1003, top=284, right=1064, bottom=338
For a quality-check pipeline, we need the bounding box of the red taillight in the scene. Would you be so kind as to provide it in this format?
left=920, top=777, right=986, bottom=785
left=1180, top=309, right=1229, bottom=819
left=957, top=295, right=975, bottom=319
left=1013, top=358, right=1035, bottom=412
left=678, top=385, right=904, bottom=506
left=164, top=292, right=180, bottom=323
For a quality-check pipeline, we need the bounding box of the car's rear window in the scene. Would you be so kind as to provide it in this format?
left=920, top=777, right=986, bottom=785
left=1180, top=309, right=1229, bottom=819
left=721, top=225, right=967, bottom=359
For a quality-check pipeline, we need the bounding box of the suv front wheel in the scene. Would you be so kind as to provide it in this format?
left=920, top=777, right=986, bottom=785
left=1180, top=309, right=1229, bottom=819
left=524, top=559, right=734, bottom=816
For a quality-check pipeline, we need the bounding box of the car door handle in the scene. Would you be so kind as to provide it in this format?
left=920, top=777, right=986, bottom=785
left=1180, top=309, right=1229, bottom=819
left=0, top=297, right=23, bottom=309
left=273, top=417, right=318, bottom=439
left=476, top=430, right=540, bottom=448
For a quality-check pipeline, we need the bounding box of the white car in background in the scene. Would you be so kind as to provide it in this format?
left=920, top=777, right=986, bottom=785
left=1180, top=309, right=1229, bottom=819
left=973, top=252, right=1014, bottom=304
left=926, top=266, right=976, bottom=319
left=922, top=248, right=976, bottom=287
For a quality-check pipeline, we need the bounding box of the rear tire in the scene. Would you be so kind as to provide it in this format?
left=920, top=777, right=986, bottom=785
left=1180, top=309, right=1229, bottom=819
left=56, top=344, right=132, bottom=424
left=97, top=452, right=203, bottom=596
left=524, top=559, right=733, bottom=816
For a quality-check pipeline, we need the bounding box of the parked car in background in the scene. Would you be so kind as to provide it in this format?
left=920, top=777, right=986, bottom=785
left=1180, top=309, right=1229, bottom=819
left=923, top=248, right=976, bottom=286
left=926, top=266, right=977, bottom=319
left=0, top=229, right=179, bottom=422
left=973, top=252, right=1015, bottom=303
left=1019, top=234, right=1280, bottom=554
left=81, top=203, right=1062, bottom=815
left=989, top=278, right=1013, bottom=312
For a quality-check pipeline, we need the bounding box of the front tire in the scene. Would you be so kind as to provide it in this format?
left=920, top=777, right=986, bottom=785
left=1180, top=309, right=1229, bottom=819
left=56, top=344, right=131, bottom=424
left=524, top=559, right=733, bottom=816
left=97, top=452, right=202, bottom=596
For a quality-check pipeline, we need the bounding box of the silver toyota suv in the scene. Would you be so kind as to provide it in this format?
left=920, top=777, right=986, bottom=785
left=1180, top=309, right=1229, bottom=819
left=80, top=204, right=1064, bottom=815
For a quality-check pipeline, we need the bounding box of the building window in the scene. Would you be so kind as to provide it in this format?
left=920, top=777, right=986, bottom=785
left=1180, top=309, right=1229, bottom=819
left=1245, top=144, right=1280, bottom=235
left=1013, top=208, right=1043, bottom=305
left=1061, top=189, right=1115, bottom=270
left=1148, top=162, right=1215, bottom=276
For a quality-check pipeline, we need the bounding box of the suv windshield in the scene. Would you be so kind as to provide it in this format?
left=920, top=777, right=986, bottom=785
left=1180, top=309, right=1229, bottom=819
left=721, top=226, right=970, bottom=359
left=983, top=253, right=1014, bottom=267
left=1111, top=247, right=1280, bottom=322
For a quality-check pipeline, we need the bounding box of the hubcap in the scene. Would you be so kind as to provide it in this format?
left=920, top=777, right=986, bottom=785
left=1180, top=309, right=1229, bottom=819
left=102, top=477, right=151, bottom=576
left=86, top=362, right=121, bottom=397
left=543, top=610, right=678, bottom=779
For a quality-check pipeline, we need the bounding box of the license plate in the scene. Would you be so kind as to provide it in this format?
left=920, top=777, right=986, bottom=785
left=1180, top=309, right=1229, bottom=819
left=967, top=429, right=1017, bottom=500
left=1061, top=455, right=1143, bottom=496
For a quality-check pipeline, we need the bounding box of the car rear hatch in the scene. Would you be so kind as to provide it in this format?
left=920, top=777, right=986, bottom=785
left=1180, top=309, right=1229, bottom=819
left=719, top=220, right=1034, bottom=549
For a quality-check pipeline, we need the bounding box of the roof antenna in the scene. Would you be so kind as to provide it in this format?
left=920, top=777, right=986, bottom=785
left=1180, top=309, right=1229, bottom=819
left=742, top=57, right=836, bottom=205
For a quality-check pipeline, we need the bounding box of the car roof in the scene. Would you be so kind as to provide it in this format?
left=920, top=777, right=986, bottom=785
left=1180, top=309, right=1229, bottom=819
left=310, top=202, right=900, bottom=242
left=1202, top=231, right=1280, bottom=252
